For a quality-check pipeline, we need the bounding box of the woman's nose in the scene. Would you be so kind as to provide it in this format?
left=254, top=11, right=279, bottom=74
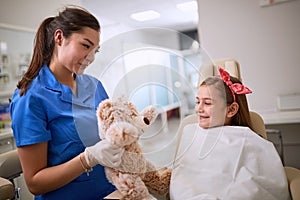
left=86, top=50, right=95, bottom=63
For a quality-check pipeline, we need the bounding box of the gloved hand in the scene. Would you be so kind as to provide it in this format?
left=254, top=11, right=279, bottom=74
left=84, top=139, right=124, bottom=168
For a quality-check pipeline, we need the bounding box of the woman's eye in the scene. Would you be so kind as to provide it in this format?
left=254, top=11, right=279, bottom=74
left=83, top=44, right=90, bottom=49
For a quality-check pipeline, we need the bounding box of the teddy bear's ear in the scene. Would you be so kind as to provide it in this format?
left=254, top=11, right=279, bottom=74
left=97, top=99, right=112, bottom=120
left=141, top=105, right=158, bottom=125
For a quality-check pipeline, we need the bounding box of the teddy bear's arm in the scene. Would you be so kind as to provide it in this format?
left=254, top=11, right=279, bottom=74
left=110, top=171, right=153, bottom=200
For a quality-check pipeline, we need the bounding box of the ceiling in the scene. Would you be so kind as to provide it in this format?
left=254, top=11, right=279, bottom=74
left=81, top=0, right=199, bottom=32
left=0, top=0, right=199, bottom=33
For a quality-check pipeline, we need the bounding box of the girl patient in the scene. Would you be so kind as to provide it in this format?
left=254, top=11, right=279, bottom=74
left=169, top=67, right=290, bottom=200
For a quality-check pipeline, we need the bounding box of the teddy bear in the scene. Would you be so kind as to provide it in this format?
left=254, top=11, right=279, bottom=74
left=96, top=97, right=171, bottom=200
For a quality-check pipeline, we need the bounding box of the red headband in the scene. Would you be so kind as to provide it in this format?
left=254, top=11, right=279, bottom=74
left=218, top=67, right=252, bottom=102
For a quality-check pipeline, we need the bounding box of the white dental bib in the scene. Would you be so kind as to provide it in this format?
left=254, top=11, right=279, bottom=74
left=170, top=125, right=290, bottom=200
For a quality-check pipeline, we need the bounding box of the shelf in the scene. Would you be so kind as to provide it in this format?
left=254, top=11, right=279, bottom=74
left=0, top=128, right=13, bottom=140
left=0, top=90, right=13, bottom=100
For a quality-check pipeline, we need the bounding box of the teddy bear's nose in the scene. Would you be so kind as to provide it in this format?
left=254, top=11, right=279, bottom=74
left=143, top=117, right=150, bottom=125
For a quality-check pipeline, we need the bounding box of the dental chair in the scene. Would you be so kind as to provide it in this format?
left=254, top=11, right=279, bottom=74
left=0, top=149, right=22, bottom=200
left=175, top=112, right=300, bottom=200
left=0, top=177, right=14, bottom=200
left=174, top=58, right=300, bottom=200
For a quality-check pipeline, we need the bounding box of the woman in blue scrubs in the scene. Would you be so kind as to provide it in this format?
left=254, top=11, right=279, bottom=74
left=10, top=6, right=123, bottom=200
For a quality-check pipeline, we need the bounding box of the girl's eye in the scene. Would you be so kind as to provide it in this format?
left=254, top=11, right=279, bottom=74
left=205, top=100, right=212, bottom=105
left=195, top=100, right=212, bottom=105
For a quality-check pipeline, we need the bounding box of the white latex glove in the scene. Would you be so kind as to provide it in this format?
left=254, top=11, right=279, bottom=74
left=84, top=139, right=124, bottom=168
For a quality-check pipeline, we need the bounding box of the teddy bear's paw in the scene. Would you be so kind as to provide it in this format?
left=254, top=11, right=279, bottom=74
left=122, top=190, right=156, bottom=200
left=161, top=168, right=172, bottom=179
left=123, top=195, right=157, bottom=200
left=142, top=168, right=172, bottom=196
left=116, top=182, right=136, bottom=197
left=113, top=175, right=135, bottom=197
left=123, top=194, right=156, bottom=200
left=118, top=174, right=154, bottom=200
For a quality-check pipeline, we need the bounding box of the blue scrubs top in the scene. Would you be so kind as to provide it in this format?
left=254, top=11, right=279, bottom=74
left=10, top=65, right=115, bottom=200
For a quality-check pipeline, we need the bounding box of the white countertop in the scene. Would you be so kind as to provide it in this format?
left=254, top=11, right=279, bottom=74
left=260, top=110, right=300, bottom=125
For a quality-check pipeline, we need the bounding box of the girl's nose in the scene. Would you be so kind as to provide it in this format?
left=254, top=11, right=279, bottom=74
left=195, top=102, right=204, bottom=113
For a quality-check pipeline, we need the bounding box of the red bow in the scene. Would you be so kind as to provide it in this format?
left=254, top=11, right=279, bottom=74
left=218, top=67, right=252, bottom=102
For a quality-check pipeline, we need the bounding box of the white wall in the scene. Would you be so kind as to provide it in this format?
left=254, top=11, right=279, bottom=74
left=0, top=1, right=186, bottom=113
left=0, top=1, right=82, bottom=96
left=197, top=0, right=300, bottom=114
left=3, top=0, right=300, bottom=115
left=0, top=0, right=81, bottom=30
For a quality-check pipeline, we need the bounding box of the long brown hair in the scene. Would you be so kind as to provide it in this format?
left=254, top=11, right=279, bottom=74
left=17, top=6, right=100, bottom=96
left=200, top=76, right=253, bottom=130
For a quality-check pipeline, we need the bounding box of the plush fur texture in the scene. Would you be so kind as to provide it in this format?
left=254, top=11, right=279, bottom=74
left=96, top=98, right=171, bottom=200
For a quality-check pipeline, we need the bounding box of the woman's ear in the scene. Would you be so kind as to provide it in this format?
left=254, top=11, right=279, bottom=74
left=54, top=29, right=63, bottom=45
left=226, top=102, right=239, bottom=118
